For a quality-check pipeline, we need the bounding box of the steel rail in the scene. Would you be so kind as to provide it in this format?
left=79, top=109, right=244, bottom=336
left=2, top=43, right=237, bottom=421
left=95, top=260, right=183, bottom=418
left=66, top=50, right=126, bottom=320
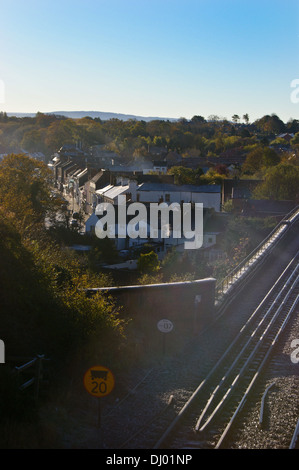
left=153, top=250, right=299, bottom=450
left=215, top=205, right=299, bottom=303
left=215, top=291, right=299, bottom=449
left=259, top=382, right=276, bottom=427
left=289, top=419, right=299, bottom=449
left=197, top=273, right=299, bottom=433
left=195, top=266, right=299, bottom=432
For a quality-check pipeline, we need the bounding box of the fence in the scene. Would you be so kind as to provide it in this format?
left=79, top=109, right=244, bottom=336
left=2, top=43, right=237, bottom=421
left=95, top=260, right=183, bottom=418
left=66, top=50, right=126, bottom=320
left=13, top=355, right=46, bottom=401
left=215, top=204, right=299, bottom=310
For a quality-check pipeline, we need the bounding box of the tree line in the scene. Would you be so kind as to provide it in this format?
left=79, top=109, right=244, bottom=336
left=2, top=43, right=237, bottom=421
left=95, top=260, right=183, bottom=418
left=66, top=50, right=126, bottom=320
left=1, top=111, right=299, bottom=160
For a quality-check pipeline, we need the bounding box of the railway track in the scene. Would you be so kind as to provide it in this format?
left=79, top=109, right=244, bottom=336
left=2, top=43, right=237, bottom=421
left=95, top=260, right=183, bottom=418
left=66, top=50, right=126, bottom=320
left=152, top=250, right=299, bottom=449
left=90, top=222, right=299, bottom=450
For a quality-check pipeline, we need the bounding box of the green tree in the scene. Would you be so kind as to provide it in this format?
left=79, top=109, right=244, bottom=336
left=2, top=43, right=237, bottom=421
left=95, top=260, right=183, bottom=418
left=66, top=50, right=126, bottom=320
left=45, top=119, right=82, bottom=152
left=199, top=168, right=226, bottom=185
left=21, top=128, right=46, bottom=153
left=168, top=166, right=196, bottom=184
left=270, top=137, right=289, bottom=148
left=253, top=163, right=299, bottom=200
left=291, top=132, right=299, bottom=146
left=191, top=115, right=205, bottom=123
left=232, top=114, right=240, bottom=124
left=262, top=147, right=280, bottom=167
left=243, top=114, right=249, bottom=125
left=254, top=114, right=285, bottom=135
left=0, top=154, right=61, bottom=233
left=242, top=146, right=280, bottom=175
left=137, top=251, right=160, bottom=274
left=0, top=212, right=124, bottom=368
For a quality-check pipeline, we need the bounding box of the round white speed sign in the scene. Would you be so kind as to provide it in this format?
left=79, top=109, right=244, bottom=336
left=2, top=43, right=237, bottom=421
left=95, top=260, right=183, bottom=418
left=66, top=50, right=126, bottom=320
left=157, top=319, right=174, bottom=333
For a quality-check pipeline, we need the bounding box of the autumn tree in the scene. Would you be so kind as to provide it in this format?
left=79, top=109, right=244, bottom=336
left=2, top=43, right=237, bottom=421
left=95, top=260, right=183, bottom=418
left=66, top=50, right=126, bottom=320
left=168, top=166, right=199, bottom=185
left=254, top=114, right=285, bottom=135
left=253, top=163, right=299, bottom=200
left=0, top=153, right=63, bottom=234
left=21, top=128, right=46, bottom=153
left=286, top=119, right=299, bottom=134
left=0, top=154, right=126, bottom=381
left=242, top=146, right=280, bottom=175
left=262, top=147, right=281, bottom=167
left=44, top=119, right=81, bottom=152
left=291, top=132, right=299, bottom=146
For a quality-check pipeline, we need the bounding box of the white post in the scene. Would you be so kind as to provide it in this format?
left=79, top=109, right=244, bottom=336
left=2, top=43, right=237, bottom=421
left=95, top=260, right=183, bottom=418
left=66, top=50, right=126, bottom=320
left=0, top=339, right=5, bottom=364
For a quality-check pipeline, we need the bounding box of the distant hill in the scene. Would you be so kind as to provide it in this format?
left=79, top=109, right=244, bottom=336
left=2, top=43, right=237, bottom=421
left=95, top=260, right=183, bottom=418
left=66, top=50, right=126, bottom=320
left=7, top=111, right=177, bottom=122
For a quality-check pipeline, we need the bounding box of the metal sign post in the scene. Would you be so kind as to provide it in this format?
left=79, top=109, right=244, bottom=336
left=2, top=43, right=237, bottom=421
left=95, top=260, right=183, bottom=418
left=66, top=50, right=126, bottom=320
left=83, top=365, right=115, bottom=428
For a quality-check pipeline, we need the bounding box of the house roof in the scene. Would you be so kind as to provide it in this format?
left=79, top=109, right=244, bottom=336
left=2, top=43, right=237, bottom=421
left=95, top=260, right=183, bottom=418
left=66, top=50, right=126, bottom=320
left=61, top=160, right=75, bottom=169
left=126, top=160, right=154, bottom=170
left=137, top=183, right=221, bottom=193
left=165, top=151, right=182, bottom=161
left=96, top=184, right=114, bottom=195
left=103, top=185, right=130, bottom=200
left=70, top=168, right=83, bottom=178
left=105, top=165, right=134, bottom=172
left=90, top=170, right=104, bottom=183
left=95, top=184, right=131, bottom=200
left=278, top=133, right=294, bottom=139
left=76, top=168, right=88, bottom=179
left=66, top=165, right=80, bottom=176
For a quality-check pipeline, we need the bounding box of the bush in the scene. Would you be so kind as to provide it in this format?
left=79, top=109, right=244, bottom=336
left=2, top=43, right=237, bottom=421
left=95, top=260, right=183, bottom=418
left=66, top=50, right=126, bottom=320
left=137, top=251, right=160, bottom=274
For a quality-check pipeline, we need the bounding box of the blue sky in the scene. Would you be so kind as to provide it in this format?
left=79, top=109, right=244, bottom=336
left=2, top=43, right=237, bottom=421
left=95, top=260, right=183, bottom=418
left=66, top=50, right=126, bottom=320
left=1, top=0, right=299, bottom=122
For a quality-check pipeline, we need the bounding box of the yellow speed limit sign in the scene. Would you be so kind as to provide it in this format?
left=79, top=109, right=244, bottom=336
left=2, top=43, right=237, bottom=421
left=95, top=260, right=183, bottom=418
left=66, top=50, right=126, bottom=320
left=83, top=365, right=115, bottom=397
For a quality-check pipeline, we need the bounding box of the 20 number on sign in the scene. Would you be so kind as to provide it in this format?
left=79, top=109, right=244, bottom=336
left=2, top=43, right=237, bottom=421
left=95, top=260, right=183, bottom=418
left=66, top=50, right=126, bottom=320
left=83, top=366, right=115, bottom=397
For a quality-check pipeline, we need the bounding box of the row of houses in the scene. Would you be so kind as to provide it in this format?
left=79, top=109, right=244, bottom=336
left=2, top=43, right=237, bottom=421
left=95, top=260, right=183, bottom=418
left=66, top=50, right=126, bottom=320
left=93, top=179, right=221, bottom=209
left=84, top=179, right=223, bottom=253
left=48, top=143, right=296, bottom=264
left=49, top=146, right=226, bottom=258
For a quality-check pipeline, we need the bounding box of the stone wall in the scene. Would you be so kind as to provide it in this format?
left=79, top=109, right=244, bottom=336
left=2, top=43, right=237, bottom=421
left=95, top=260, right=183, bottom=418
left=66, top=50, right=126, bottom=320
left=87, top=278, right=216, bottom=359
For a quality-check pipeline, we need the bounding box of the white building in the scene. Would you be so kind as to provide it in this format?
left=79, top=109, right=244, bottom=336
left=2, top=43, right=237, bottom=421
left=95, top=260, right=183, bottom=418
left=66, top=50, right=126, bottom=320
left=136, top=182, right=221, bottom=212
left=85, top=212, right=152, bottom=251
left=96, top=180, right=138, bottom=205
left=85, top=180, right=222, bottom=257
